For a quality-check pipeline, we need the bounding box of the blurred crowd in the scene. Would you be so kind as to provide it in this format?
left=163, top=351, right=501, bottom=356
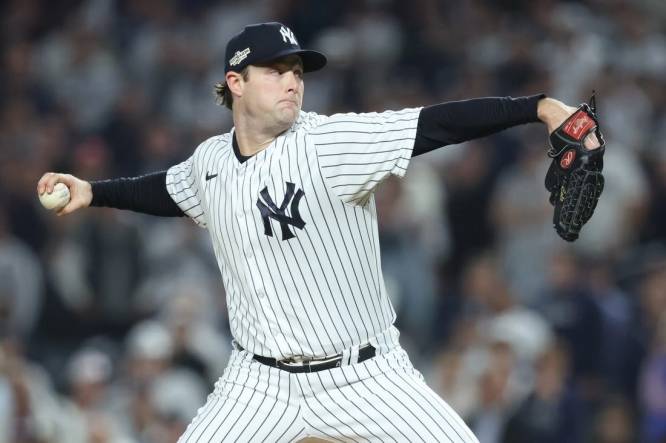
left=1, top=0, right=665, bottom=442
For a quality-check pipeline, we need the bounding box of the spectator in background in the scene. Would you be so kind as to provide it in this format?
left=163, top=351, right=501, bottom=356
left=136, top=121, right=185, bottom=174
left=101, top=86, right=151, bottom=177
left=428, top=253, right=553, bottom=439
left=1, top=40, right=51, bottom=108
left=637, top=266, right=666, bottom=443
left=502, top=341, right=585, bottom=443
left=376, top=176, right=439, bottom=355
left=108, top=320, right=207, bottom=442
left=427, top=319, right=485, bottom=422
left=536, top=249, right=604, bottom=402
left=467, top=342, right=521, bottom=443
left=399, top=155, right=450, bottom=268
left=639, top=313, right=666, bottom=443
left=47, top=202, right=145, bottom=337
left=545, top=2, right=606, bottom=104
left=490, top=130, right=556, bottom=305
left=0, top=209, right=44, bottom=341
left=0, top=97, right=54, bottom=253
left=0, top=338, right=64, bottom=442
left=591, top=395, right=637, bottom=443
left=45, top=139, right=146, bottom=340
left=67, top=348, right=114, bottom=415
left=441, top=140, right=497, bottom=279
left=585, top=257, right=638, bottom=396
left=62, top=347, right=132, bottom=443
left=35, top=14, right=122, bottom=132
left=461, top=252, right=553, bottom=366
left=0, top=374, right=9, bottom=443
left=641, top=148, right=666, bottom=244
left=159, top=290, right=231, bottom=382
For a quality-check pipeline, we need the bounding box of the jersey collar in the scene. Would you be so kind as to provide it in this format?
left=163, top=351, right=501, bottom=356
left=232, top=132, right=253, bottom=164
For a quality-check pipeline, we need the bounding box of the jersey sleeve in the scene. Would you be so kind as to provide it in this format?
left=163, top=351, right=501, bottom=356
left=165, top=157, right=207, bottom=228
left=310, top=107, right=422, bottom=204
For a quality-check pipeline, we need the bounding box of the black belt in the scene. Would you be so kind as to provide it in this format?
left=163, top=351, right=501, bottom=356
left=240, top=344, right=376, bottom=373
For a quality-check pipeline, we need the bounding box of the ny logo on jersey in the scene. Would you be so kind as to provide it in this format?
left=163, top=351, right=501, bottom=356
left=256, top=182, right=305, bottom=240
left=279, top=26, right=298, bottom=45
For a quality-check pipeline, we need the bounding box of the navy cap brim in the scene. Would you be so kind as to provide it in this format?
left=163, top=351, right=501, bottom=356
left=249, top=48, right=327, bottom=73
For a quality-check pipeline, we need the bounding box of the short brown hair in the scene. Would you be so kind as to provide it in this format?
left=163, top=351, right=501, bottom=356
left=214, top=68, right=250, bottom=110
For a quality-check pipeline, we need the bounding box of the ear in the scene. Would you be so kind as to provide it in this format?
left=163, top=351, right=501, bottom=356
left=225, top=71, right=245, bottom=98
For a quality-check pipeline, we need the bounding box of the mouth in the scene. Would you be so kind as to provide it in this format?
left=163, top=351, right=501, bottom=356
left=280, top=99, right=299, bottom=107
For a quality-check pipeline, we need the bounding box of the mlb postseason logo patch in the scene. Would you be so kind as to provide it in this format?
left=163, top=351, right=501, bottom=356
left=230, top=48, right=251, bottom=66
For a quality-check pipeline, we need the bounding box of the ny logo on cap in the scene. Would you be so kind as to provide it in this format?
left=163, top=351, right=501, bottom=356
left=279, top=26, right=298, bottom=45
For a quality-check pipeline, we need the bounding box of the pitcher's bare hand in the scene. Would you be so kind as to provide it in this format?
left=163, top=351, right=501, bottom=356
left=36, top=172, right=93, bottom=216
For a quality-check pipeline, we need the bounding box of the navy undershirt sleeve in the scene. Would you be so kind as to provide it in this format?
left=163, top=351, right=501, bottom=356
left=90, top=171, right=185, bottom=217
left=88, top=96, right=544, bottom=213
left=412, top=94, right=545, bottom=157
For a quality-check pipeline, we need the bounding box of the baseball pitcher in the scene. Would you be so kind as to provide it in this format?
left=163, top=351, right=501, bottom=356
left=37, top=22, right=603, bottom=442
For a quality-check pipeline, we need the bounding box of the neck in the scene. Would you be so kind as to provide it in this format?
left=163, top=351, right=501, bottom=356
left=232, top=109, right=287, bottom=156
left=234, top=130, right=276, bottom=156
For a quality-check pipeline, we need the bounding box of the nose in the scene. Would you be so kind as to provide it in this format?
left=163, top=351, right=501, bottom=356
left=284, top=71, right=301, bottom=94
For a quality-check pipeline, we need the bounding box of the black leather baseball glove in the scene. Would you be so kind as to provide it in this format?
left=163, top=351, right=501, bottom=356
left=545, top=93, right=605, bottom=242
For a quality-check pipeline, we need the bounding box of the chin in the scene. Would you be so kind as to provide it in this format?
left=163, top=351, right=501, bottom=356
left=278, top=107, right=300, bottom=126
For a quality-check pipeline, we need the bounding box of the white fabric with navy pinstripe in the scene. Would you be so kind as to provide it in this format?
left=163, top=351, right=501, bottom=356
left=167, top=108, right=478, bottom=442
left=178, top=327, right=478, bottom=442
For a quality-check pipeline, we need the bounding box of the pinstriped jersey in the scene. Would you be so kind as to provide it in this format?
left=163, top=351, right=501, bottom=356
left=166, top=108, right=422, bottom=359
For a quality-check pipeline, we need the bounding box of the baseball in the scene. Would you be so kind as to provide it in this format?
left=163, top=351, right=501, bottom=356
left=39, top=182, right=71, bottom=210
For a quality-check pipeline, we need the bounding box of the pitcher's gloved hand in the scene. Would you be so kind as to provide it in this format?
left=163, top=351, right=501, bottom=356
left=544, top=92, right=605, bottom=241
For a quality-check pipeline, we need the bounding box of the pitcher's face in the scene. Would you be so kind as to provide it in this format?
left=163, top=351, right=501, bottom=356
left=236, top=55, right=304, bottom=131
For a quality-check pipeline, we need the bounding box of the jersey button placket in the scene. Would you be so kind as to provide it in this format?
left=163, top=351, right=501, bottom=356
left=235, top=166, right=245, bottom=219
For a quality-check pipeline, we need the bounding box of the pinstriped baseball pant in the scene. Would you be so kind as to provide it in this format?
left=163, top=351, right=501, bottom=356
left=178, top=344, right=478, bottom=442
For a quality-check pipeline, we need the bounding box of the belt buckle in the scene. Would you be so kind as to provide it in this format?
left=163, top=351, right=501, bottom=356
left=278, top=359, right=311, bottom=372
left=279, top=354, right=339, bottom=372
left=280, top=355, right=309, bottom=367
left=286, top=355, right=307, bottom=364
